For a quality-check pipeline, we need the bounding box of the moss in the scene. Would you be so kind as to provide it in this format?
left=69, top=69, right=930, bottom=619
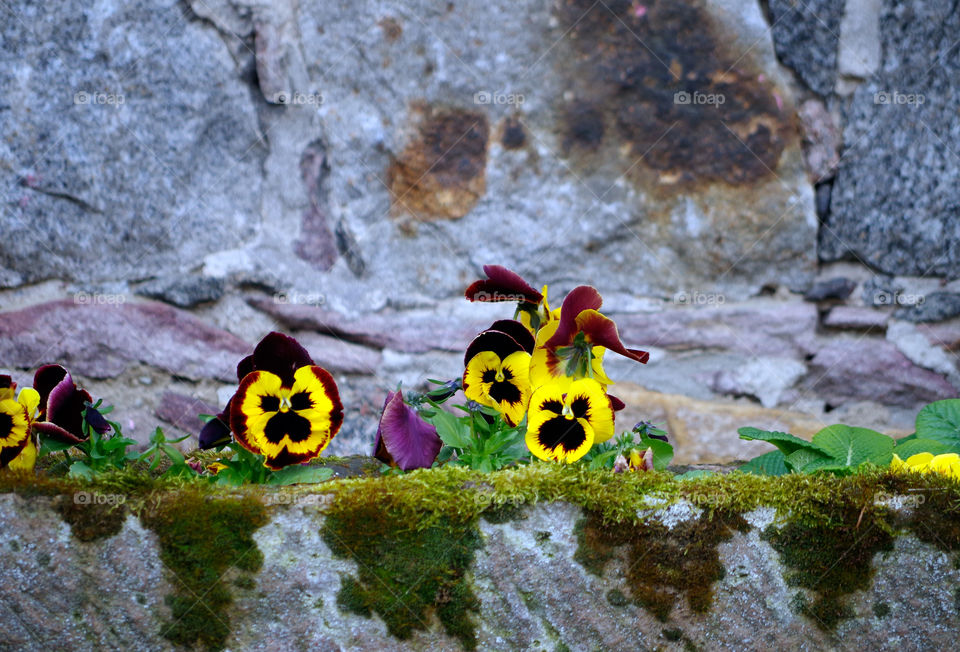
left=52, top=493, right=127, bottom=541
left=321, top=498, right=482, bottom=650
left=663, top=628, right=683, bottom=641
left=761, top=485, right=895, bottom=631
left=140, top=491, right=268, bottom=651
left=576, top=508, right=747, bottom=621
left=605, top=589, right=629, bottom=607
left=872, top=601, right=890, bottom=618
left=482, top=502, right=527, bottom=523
left=233, top=576, right=256, bottom=590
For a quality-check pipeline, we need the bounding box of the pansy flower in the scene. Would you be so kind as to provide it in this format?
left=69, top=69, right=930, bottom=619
left=223, top=332, right=343, bottom=470
left=0, top=376, right=39, bottom=471
left=525, top=378, right=614, bottom=463
left=531, top=286, right=649, bottom=387
left=373, top=389, right=442, bottom=470
left=463, top=321, right=535, bottom=425
left=30, top=365, right=109, bottom=445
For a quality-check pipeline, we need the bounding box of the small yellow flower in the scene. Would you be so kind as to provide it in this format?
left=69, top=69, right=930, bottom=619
left=0, top=379, right=39, bottom=472
left=891, top=452, right=960, bottom=480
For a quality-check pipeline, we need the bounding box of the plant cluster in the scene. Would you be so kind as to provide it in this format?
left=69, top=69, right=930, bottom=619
left=740, top=399, right=960, bottom=479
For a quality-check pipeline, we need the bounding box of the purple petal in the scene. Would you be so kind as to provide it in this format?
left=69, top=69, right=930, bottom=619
left=464, top=265, right=542, bottom=305
left=45, top=375, right=88, bottom=441
left=378, top=390, right=442, bottom=470
left=33, top=421, right=85, bottom=445
left=463, top=329, right=525, bottom=366
left=545, top=286, right=604, bottom=350
left=250, top=332, right=314, bottom=386
left=33, top=364, right=68, bottom=418
left=84, top=405, right=111, bottom=435
left=487, top=319, right=535, bottom=353
left=236, top=355, right=255, bottom=382
left=198, top=414, right=232, bottom=449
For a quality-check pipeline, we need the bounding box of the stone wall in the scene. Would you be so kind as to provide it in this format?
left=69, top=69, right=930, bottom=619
left=1, top=0, right=958, bottom=461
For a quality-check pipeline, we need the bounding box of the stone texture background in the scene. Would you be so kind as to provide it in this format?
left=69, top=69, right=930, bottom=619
left=1, top=0, right=958, bottom=461
left=2, top=493, right=958, bottom=650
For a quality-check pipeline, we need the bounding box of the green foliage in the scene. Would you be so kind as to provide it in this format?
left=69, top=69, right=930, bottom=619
left=206, top=442, right=333, bottom=486
left=424, top=403, right=529, bottom=472
left=738, top=425, right=895, bottom=476
left=740, top=399, right=960, bottom=476
left=583, top=422, right=674, bottom=471
left=138, top=427, right=193, bottom=477
left=915, top=399, right=960, bottom=443
left=39, top=401, right=140, bottom=479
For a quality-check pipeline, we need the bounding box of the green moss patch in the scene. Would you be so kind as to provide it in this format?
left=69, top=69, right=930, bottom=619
left=576, top=509, right=747, bottom=620
left=322, top=499, right=482, bottom=649
left=140, top=491, right=268, bottom=651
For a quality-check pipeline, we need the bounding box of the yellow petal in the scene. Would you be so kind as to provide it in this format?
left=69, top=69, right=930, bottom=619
left=463, top=350, right=502, bottom=410
left=905, top=452, right=935, bottom=471
left=566, top=378, right=615, bottom=443
left=8, top=438, right=36, bottom=472
left=18, top=387, right=40, bottom=420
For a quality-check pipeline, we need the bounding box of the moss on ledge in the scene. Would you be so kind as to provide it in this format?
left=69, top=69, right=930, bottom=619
left=2, top=461, right=960, bottom=644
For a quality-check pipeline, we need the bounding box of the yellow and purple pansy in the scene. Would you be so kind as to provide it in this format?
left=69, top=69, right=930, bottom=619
left=525, top=377, right=615, bottom=463
left=201, top=332, right=344, bottom=470
left=532, top=285, right=649, bottom=386
left=0, top=375, right=39, bottom=471
left=462, top=320, right=535, bottom=426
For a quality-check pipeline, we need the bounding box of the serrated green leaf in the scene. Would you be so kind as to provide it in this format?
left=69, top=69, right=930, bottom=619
left=737, top=427, right=826, bottom=456
left=739, top=450, right=790, bottom=476
left=266, top=465, right=334, bottom=486
left=810, top=425, right=895, bottom=468
left=915, top=399, right=960, bottom=443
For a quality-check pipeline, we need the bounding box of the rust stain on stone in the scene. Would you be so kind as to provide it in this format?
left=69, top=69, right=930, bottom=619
left=553, top=0, right=797, bottom=191
left=387, top=103, right=489, bottom=221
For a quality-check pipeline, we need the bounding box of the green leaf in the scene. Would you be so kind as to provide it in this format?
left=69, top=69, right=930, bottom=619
left=893, top=437, right=960, bottom=458
left=588, top=449, right=620, bottom=470
left=915, top=399, right=960, bottom=443
left=67, top=460, right=94, bottom=480
left=101, top=436, right=136, bottom=452
left=809, top=425, right=895, bottom=469
left=38, top=437, right=75, bottom=457
left=160, top=444, right=186, bottom=465
left=784, top=447, right=832, bottom=473
left=267, top=465, right=334, bottom=486
left=737, top=427, right=825, bottom=457
left=428, top=410, right=472, bottom=449
left=739, top=450, right=790, bottom=476
left=638, top=436, right=674, bottom=471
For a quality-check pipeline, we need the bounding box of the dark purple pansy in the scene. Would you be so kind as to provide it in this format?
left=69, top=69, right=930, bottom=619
left=373, top=390, right=442, bottom=471
left=199, top=332, right=317, bottom=449
left=465, top=265, right=543, bottom=305
left=30, top=364, right=108, bottom=444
